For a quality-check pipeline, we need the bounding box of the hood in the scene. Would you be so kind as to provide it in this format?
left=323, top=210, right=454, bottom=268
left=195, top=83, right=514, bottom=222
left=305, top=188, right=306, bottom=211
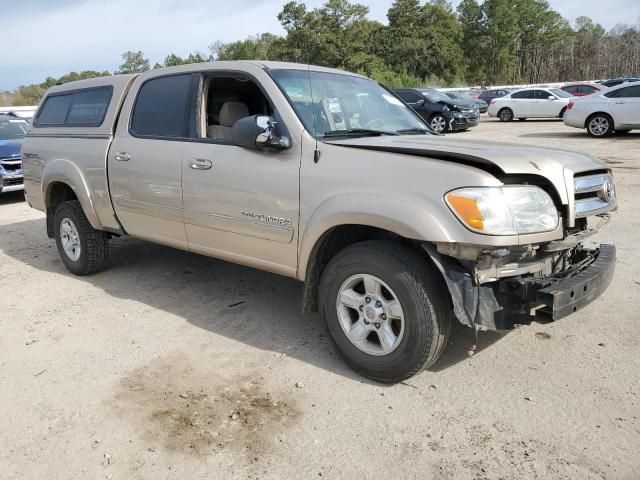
left=443, top=98, right=477, bottom=110
left=325, top=135, right=605, bottom=204
left=0, top=139, right=23, bottom=160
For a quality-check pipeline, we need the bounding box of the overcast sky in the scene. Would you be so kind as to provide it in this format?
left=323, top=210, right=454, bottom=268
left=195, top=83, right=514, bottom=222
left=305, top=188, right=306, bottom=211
left=1, top=0, right=638, bottom=91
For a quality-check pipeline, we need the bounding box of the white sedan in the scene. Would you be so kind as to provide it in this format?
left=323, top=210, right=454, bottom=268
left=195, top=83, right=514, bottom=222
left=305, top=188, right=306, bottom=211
left=488, top=87, right=572, bottom=122
left=563, top=81, right=640, bottom=137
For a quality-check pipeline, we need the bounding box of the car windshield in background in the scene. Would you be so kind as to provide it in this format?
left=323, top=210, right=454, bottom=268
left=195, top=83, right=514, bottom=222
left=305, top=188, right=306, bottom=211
left=421, top=90, right=451, bottom=103
left=551, top=89, right=573, bottom=98
left=0, top=116, right=29, bottom=140
left=269, top=70, right=429, bottom=138
left=452, top=91, right=477, bottom=99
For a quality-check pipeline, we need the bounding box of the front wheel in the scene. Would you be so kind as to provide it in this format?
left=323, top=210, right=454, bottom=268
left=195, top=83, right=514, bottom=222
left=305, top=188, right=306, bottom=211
left=429, top=114, right=448, bottom=133
left=319, top=241, right=452, bottom=383
left=54, top=200, right=110, bottom=275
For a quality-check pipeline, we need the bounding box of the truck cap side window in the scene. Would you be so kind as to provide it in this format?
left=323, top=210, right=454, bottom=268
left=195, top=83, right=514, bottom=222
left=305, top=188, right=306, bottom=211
left=131, top=74, right=195, bottom=138
left=34, top=87, right=113, bottom=127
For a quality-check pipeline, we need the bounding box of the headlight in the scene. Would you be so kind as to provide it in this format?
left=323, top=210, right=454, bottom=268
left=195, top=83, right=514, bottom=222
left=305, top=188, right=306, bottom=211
left=445, top=186, right=558, bottom=235
left=442, top=106, right=450, bottom=112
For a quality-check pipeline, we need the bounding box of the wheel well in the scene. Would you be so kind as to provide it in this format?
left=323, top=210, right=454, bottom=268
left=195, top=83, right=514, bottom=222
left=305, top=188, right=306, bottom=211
left=584, top=111, right=613, bottom=129
left=302, top=225, right=425, bottom=313
left=45, top=182, right=77, bottom=238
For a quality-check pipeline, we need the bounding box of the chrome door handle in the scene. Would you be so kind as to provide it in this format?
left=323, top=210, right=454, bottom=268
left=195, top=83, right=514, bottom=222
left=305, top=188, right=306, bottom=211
left=114, top=152, right=131, bottom=162
left=189, top=158, right=213, bottom=170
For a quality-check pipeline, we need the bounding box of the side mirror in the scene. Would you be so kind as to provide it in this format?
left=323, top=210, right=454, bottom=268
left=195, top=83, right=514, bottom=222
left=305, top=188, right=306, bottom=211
left=548, top=95, right=556, bottom=100
left=231, top=115, right=290, bottom=150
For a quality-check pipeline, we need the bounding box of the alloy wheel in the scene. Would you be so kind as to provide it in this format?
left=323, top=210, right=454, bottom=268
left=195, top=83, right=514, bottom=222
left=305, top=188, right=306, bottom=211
left=59, top=218, right=81, bottom=261
left=336, top=273, right=405, bottom=356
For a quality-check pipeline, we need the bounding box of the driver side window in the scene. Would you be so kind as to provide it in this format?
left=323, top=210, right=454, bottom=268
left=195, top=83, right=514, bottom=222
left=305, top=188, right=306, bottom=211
left=200, top=74, right=272, bottom=141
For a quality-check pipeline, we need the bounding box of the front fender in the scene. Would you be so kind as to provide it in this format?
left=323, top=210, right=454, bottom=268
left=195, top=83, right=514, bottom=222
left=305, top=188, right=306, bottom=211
left=42, top=158, right=103, bottom=230
left=298, top=193, right=453, bottom=279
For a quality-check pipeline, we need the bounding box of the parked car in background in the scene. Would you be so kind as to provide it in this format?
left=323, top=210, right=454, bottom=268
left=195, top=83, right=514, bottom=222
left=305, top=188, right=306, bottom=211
left=477, top=88, right=511, bottom=105
left=0, top=113, right=28, bottom=193
left=598, top=77, right=640, bottom=88
left=564, top=81, right=640, bottom=137
left=443, top=90, right=488, bottom=113
left=0, top=106, right=38, bottom=121
left=488, top=87, right=573, bottom=121
left=394, top=88, right=479, bottom=133
left=561, top=83, right=602, bottom=97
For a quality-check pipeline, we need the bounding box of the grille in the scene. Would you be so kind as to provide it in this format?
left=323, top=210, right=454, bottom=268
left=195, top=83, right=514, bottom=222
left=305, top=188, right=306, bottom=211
left=574, top=173, right=616, bottom=217
left=3, top=177, right=23, bottom=187
left=0, top=158, right=21, bottom=171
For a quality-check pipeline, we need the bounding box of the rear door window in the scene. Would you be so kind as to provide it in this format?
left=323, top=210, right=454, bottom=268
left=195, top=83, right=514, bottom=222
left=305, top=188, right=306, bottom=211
left=512, top=91, right=533, bottom=99
left=131, top=74, right=195, bottom=138
left=607, top=86, right=640, bottom=98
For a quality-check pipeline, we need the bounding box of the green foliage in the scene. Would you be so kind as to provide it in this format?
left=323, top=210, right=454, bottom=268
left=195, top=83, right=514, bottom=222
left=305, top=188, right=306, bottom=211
left=117, top=50, right=150, bottom=74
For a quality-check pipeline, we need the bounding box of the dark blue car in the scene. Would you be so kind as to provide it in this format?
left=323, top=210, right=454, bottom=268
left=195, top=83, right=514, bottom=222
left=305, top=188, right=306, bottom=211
left=0, top=113, right=28, bottom=193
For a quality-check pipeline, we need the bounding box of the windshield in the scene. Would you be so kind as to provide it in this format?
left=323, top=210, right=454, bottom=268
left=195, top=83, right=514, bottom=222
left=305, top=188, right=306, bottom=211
left=550, top=89, right=572, bottom=98
left=0, top=116, right=29, bottom=141
left=269, top=69, right=429, bottom=138
left=421, top=90, right=451, bottom=103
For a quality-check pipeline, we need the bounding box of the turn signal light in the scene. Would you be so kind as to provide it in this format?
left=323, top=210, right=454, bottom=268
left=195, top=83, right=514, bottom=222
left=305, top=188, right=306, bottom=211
left=446, top=194, right=485, bottom=231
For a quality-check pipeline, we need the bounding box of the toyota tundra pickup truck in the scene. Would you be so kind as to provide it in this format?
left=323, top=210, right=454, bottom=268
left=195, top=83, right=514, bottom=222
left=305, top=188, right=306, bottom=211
left=22, top=61, right=617, bottom=382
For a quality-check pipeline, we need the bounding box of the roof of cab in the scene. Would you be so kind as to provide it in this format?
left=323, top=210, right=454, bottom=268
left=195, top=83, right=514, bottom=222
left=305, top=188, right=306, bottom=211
left=45, top=61, right=365, bottom=94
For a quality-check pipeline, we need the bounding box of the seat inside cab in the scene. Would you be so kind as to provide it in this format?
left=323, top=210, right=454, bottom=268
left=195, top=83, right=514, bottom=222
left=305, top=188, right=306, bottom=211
left=202, top=76, right=271, bottom=140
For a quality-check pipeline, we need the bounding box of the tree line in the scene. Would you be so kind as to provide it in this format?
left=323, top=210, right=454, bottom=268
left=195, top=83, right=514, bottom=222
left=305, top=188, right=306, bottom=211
left=2, top=0, right=639, bottom=106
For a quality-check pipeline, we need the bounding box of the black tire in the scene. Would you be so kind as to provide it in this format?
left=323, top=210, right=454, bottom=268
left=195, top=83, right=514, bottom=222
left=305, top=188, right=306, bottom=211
left=518, top=118, right=527, bottom=121
left=498, top=108, right=514, bottom=122
left=559, top=107, right=567, bottom=119
left=586, top=113, right=614, bottom=137
left=53, top=200, right=110, bottom=276
left=319, top=241, right=452, bottom=383
left=428, top=114, right=448, bottom=133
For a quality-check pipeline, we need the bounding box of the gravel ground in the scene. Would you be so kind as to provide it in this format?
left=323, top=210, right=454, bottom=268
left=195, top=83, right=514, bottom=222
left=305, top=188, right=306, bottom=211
left=1, top=117, right=639, bottom=480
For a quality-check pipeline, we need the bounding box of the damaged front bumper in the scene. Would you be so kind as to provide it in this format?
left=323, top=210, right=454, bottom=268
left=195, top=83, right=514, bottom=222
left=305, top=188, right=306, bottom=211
left=425, top=243, right=616, bottom=330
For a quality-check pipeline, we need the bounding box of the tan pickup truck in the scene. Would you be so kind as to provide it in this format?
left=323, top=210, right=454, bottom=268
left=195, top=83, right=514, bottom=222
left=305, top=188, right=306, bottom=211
left=22, top=61, right=617, bottom=382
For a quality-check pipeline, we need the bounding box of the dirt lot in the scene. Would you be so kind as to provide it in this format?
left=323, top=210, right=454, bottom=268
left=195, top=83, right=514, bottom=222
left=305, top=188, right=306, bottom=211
left=1, top=118, right=639, bottom=480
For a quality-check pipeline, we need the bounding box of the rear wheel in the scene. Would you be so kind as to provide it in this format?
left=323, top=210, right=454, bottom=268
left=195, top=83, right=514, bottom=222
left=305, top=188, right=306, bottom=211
left=54, top=200, right=110, bottom=275
left=498, top=108, right=514, bottom=122
left=586, top=113, right=614, bottom=137
left=429, top=114, right=448, bottom=133
left=319, top=241, right=452, bottom=383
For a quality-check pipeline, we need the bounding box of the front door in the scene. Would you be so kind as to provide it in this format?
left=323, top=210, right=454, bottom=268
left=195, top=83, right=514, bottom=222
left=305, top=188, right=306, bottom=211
left=109, top=73, right=198, bottom=249
left=181, top=74, right=301, bottom=277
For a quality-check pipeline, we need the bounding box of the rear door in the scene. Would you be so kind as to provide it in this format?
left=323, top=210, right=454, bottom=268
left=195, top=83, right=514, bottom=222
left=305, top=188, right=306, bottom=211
left=510, top=90, right=534, bottom=116
left=607, top=85, right=640, bottom=126
left=109, top=73, right=198, bottom=249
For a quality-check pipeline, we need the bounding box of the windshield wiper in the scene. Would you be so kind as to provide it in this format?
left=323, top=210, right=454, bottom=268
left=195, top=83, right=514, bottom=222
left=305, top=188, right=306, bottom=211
left=323, top=128, right=399, bottom=137
left=396, top=127, right=435, bottom=135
